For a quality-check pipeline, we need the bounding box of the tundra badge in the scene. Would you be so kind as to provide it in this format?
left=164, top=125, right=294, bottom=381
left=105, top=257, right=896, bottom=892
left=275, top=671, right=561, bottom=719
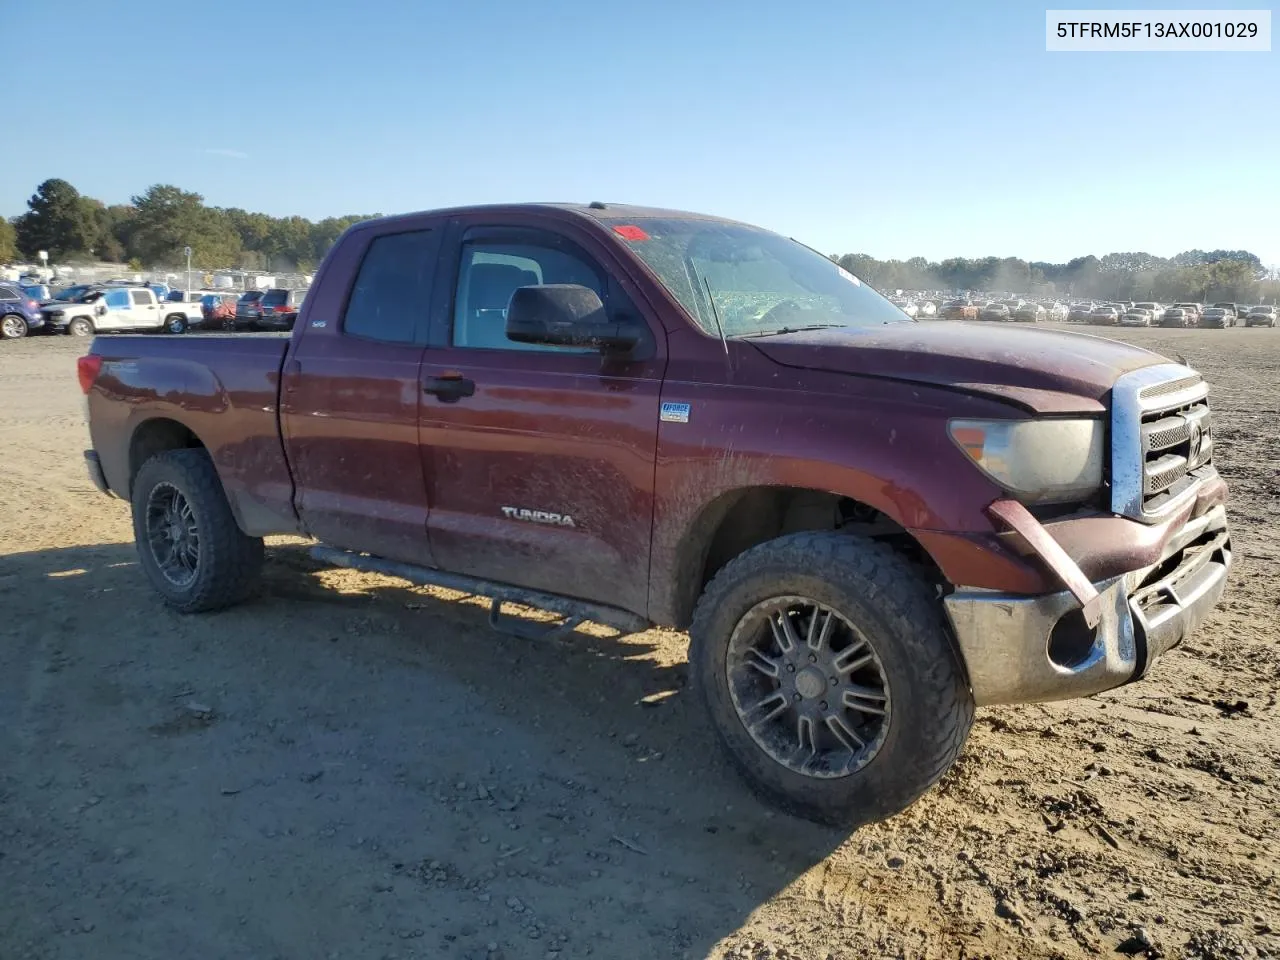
left=501, top=507, right=576, bottom=528
left=660, top=401, right=691, bottom=424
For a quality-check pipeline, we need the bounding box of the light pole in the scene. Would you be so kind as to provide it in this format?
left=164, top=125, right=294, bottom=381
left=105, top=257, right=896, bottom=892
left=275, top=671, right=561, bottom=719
left=184, top=246, right=193, bottom=295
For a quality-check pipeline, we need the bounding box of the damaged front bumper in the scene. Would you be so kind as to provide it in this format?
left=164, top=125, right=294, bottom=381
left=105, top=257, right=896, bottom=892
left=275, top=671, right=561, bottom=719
left=944, top=503, right=1231, bottom=706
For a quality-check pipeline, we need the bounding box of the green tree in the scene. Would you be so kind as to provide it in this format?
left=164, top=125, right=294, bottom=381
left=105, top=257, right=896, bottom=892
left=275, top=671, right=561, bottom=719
left=129, top=184, right=241, bottom=268
left=14, top=178, right=100, bottom=259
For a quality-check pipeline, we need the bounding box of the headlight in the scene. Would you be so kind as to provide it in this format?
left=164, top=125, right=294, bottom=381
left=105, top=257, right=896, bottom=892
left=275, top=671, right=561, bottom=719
left=949, top=418, right=1103, bottom=503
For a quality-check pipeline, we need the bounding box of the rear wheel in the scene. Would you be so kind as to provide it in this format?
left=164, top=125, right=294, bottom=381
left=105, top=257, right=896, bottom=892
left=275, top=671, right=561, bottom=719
left=131, top=449, right=264, bottom=612
left=68, top=317, right=94, bottom=337
left=689, top=531, right=974, bottom=826
left=165, top=314, right=188, bottom=334
left=1, top=314, right=28, bottom=339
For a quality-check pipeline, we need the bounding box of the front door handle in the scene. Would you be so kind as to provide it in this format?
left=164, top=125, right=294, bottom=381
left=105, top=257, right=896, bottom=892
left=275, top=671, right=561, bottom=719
left=423, top=374, right=475, bottom=403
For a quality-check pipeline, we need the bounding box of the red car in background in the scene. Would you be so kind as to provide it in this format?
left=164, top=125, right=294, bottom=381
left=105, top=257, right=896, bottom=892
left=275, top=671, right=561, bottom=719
left=201, top=293, right=238, bottom=328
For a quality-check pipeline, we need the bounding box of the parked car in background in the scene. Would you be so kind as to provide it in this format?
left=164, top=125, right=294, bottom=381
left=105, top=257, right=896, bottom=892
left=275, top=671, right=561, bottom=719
left=0, top=282, right=46, bottom=339
left=1089, top=305, right=1121, bottom=325
left=1198, top=307, right=1231, bottom=329
left=978, top=302, right=1011, bottom=321
left=1160, top=307, right=1193, bottom=328
left=1012, top=302, right=1045, bottom=322
left=915, top=300, right=938, bottom=319
left=889, top=298, right=918, bottom=318
left=1067, top=303, right=1093, bottom=323
left=1212, top=302, right=1242, bottom=321
left=253, top=288, right=308, bottom=331
left=1120, top=307, right=1155, bottom=327
left=1134, top=302, right=1162, bottom=320
left=160, top=291, right=212, bottom=334
left=1244, top=305, right=1275, bottom=327
left=1173, top=303, right=1203, bottom=322
left=1043, top=302, right=1069, bottom=321
left=202, top=293, right=239, bottom=328
left=941, top=299, right=978, bottom=320
left=22, top=284, right=52, bottom=303
left=42, top=285, right=171, bottom=336
left=235, top=290, right=266, bottom=327
left=50, top=283, right=96, bottom=303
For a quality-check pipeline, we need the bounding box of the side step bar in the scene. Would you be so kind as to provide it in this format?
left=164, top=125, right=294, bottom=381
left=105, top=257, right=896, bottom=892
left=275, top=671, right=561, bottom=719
left=310, top=546, right=652, bottom=640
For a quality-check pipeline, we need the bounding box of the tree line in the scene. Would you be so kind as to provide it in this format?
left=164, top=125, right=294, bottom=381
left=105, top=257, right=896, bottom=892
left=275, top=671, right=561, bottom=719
left=1, top=178, right=1274, bottom=302
left=1, top=179, right=376, bottom=273
left=831, top=249, right=1275, bottom=303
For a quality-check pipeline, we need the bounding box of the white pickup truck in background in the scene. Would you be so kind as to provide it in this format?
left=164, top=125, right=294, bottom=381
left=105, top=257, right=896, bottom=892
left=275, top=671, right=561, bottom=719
left=41, top=285, right=197, bottom=336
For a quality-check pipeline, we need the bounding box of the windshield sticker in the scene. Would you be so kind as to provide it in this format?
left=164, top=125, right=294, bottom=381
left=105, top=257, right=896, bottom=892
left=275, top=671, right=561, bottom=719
left=613, top=225, right=650, bottom=241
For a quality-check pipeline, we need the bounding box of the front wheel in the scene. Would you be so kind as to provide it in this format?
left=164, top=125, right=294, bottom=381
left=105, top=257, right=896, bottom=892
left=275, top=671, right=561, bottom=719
left=165, top=314, right=188, bottom=334
left=689, top=531, right=974, bottom=826
left=68, top=317, right=94, bottom=337
left=1, top=314, right=29, bottom=339
left=131, top=449, right=264, bottom=612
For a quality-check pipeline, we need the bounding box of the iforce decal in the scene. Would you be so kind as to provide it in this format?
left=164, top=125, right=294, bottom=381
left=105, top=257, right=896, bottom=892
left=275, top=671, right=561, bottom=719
left=501, top=507, right=577, bottom=528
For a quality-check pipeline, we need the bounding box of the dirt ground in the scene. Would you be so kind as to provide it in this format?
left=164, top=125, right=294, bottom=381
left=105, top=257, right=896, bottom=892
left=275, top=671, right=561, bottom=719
left=1, top=326, right=1276, bottom=960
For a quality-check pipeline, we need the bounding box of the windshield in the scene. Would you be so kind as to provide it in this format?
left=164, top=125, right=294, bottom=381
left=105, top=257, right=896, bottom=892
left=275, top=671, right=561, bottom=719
left=603, top=218, right=908, bottom=337
left=261, top=289, right=288, bottom=305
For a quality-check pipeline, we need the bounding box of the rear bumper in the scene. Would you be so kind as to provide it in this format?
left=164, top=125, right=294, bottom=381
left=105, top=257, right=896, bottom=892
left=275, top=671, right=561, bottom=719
left=84, top=450, right=114, bottom=497
left=943, top=503, right=1230, bottom=706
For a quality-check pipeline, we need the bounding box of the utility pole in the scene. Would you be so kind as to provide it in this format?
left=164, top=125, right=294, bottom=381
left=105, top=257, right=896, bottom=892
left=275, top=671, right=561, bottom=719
left=184, top=246, right=193, bottom=295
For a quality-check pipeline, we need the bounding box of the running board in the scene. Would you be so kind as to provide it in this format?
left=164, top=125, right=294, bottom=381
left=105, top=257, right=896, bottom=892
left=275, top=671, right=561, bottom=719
left=309, top=546, right=651, bottom=639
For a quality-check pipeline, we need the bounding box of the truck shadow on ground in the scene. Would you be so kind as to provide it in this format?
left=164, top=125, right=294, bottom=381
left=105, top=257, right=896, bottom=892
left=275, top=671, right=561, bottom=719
left=1, top=541, right=855, bottom=960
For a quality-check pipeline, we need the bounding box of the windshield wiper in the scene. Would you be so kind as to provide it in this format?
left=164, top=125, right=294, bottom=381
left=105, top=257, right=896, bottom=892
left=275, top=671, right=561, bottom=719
left=738, top=323, right=847, bottom=339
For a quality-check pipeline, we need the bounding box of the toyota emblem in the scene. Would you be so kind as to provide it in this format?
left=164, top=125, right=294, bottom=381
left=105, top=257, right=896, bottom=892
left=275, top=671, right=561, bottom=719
left=1187, top=420, right=1204, bottom=462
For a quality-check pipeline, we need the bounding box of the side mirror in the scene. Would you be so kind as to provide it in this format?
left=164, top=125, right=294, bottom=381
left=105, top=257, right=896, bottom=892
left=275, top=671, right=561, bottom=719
left=506, top=284, right=640, bottom=354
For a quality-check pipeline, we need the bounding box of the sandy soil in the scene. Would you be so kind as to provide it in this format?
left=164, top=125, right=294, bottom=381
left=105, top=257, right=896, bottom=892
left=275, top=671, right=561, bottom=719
left=1, top=326, right=1276, bottom=960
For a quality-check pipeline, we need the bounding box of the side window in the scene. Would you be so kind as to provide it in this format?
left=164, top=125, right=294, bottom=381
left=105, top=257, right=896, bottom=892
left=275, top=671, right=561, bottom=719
left=0, top=287, right=18, bottom=301
left=342, top=229, right=438, bottom=343
left=452, top=237, right=604, bottom=351
left=104, top=289, right=131, bottom=309
left=130, top=290, right=152, bottom=305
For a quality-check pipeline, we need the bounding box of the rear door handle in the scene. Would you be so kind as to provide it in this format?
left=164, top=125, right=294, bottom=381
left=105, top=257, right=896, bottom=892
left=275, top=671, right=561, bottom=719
left=423, top=374, right=475, bottom=403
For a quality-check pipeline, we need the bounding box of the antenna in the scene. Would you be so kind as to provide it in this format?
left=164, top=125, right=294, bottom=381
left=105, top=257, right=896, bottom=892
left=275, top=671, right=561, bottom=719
left=703, top=275, right=729, bottom=356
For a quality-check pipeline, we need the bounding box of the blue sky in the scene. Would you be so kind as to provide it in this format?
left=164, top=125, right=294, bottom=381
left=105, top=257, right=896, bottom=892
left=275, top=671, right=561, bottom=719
left=7, top=0, right=1277, bottom=265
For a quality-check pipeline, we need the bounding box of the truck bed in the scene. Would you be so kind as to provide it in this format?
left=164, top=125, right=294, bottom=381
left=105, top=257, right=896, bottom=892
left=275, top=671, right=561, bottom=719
left=86, top=333, right=299, bottom=537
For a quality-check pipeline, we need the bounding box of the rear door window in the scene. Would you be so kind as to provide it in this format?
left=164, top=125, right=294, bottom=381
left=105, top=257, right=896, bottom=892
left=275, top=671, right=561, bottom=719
left=130, top=290, right=152, bottom=305
left=342, top=229, right=441, bottom=344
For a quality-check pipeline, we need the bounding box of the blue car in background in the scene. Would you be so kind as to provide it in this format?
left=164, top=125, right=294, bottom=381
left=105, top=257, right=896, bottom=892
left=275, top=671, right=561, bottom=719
left=0, top=282, right=46, bottom=339
left=22, top=284, right=52, bottom=303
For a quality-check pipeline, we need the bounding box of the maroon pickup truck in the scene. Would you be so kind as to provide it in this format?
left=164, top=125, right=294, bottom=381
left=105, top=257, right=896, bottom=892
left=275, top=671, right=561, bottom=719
left=79, top=203, right=1232, bottom=826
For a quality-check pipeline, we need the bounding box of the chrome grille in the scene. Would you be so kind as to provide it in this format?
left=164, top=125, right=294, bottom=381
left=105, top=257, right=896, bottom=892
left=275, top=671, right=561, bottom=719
left=1111, top=364, right=1216, bottom=522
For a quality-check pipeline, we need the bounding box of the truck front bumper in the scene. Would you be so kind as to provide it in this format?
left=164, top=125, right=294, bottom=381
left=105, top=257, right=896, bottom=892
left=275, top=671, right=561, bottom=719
left=944, top=503, right=1230, bottom=706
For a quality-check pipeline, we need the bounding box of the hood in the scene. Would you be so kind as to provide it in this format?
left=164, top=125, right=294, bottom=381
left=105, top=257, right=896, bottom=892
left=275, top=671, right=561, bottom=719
left=750, top=322, right=1167, bottom=412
